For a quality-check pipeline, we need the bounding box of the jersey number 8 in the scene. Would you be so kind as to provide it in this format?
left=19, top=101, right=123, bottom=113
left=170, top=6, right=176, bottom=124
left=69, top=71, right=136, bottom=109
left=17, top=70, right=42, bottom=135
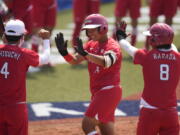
left=160, top=64, right=169, bottom=81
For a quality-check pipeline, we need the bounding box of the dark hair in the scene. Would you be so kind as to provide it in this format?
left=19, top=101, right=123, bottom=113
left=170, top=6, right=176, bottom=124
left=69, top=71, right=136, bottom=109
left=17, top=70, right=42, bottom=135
left=156, top=44, right=171, bottom=49
left=5, top=34, right=22, bottom=42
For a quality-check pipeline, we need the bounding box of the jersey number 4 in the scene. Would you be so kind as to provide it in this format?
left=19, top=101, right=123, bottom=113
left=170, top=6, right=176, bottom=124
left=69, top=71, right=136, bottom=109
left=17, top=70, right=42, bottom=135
left=0, top=62, right=9, bottom=79
left=160, top=64, right=169, bottom=81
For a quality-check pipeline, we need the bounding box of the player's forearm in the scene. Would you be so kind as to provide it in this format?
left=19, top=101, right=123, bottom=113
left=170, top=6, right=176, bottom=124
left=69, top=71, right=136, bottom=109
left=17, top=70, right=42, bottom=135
left=64, top=53, right=84, bottom=65
left=39, top=39, right=50, bottom=65
left=119, top=39, right=138, bottom=58
left=85, top=53, right=105, bottom=67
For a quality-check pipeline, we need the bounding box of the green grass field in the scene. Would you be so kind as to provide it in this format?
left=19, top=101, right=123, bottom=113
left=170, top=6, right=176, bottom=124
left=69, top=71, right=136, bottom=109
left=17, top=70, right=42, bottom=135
left=27, top=2, right=180, bottom=103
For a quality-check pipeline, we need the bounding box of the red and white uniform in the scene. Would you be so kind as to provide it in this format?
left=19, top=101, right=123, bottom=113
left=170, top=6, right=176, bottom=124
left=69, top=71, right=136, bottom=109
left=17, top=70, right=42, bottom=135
left=72, top=0, right=100, bottom=46
left=84, top=38, right=122, bottom=123
left=5, top=0, right=34, bottom=34
left=119, top=39, right=180, bottom=135
left=0, top=44, right=40, bottom=135
left=73, top=0, right=100, bottom=23
left=134, top=49, right=180, bottom=135
left=114, top=0, right=141, bottom=19
left=32, top=0, right=57, bottom=29
left=149, top=0, right=178, bottom=18
left=134, top=49, right=180, bottom=108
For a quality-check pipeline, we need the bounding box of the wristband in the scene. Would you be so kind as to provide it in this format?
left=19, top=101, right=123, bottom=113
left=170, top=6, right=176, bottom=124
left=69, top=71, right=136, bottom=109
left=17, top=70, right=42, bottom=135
left=64, top=54, right=73, bottom=62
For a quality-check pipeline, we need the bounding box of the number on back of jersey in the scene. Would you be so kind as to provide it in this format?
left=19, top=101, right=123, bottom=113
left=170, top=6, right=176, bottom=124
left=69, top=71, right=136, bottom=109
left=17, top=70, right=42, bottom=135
left=0, top=62, right=9, bottom=79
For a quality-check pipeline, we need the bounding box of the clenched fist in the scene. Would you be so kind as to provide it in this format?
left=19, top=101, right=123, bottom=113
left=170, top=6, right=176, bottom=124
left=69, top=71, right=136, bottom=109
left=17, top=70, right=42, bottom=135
left=38, top=29, right=50, bottom=39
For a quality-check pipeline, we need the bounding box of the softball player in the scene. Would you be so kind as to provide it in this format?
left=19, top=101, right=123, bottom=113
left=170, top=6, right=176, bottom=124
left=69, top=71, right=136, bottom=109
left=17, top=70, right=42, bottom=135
left=55, top=14, right=122, bottom=135
left=113, top=0, right=141, bottom=46
left=0, top=19, right=51, bottom=135
left=31, top=0, right=57, bottom=53
left=4, top=0, right=34, bottom=39
left=145, top=0, right=179, bottom=50
left=72, top=0, right=100, bottom=47
left=116, top=21, right=180, bottom=135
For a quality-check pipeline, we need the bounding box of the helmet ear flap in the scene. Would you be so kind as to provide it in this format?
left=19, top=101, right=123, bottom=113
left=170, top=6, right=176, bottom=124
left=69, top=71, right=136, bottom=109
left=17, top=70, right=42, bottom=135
left=150, top=35, right=156, bottom=42
left=85, top=30, right=89, bottom=37
left=98, top=26, right=108, bottom=35
left=149, top=34, right=158, bottom=46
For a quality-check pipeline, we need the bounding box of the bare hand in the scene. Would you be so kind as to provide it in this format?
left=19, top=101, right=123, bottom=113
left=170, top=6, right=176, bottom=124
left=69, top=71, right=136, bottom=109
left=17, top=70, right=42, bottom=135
left=38, top=29, right=50, bottom=39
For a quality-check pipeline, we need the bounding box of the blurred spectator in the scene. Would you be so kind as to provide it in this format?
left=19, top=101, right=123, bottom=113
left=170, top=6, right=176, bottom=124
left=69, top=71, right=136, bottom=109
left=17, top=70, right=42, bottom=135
left=31, top=0, right=57, bottom=54
left=72, top=0, right=100, bottom=47
left=4, top=0, right=34, bottom=46
left=113, top=0, right=141, bottom=46
left=0, top=0, right=9, bottom=21
left=145, top=0, right=178, bottom=50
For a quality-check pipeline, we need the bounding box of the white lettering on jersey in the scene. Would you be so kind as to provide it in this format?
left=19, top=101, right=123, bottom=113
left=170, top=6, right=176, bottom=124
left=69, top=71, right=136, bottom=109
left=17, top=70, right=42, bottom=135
left=94, top=66, right=100, bottom=74
left=0, top=51, right=21, bottom=60
left=153, top=53, right=176, bottom=60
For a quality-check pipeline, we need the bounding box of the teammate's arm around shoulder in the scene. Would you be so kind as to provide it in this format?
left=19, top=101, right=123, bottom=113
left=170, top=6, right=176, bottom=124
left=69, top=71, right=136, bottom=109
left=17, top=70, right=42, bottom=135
left=38, top=29, right=51, bottom=66
left=55, top=32, right=84, bottom=65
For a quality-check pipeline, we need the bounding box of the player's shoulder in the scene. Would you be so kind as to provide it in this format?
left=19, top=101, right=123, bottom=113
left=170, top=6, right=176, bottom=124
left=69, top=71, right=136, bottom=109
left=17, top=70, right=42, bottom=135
left=0, top=44, right=6, bottom=48
left=136, top=48, right=149, bottom=55
left=20, top=47, right=38, bottom=55
left=108, top=38, right=120, bottom=47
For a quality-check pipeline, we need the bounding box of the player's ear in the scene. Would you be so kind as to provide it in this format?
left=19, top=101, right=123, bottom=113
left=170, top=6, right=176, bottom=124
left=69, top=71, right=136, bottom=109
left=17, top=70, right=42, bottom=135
left=2, top=34, right=7, bottom=43
left=18, top=35, right=25, bottom=47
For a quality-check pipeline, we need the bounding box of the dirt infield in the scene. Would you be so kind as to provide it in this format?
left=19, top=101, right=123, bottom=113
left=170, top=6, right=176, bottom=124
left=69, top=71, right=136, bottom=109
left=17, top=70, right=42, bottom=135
left=29, top=117, right=138, bottom=135
left=29, top=83, right=180, bottom=135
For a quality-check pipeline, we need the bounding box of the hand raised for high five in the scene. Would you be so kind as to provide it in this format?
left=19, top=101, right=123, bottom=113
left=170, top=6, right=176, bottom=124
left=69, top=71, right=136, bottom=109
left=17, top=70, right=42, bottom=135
left=38, top=29, right=50, bottom=39
left=55, top=32, right=68, bottom=56
left=116, top=21, right=127, bottom=41
left=74, top=37, right=88, bottom=56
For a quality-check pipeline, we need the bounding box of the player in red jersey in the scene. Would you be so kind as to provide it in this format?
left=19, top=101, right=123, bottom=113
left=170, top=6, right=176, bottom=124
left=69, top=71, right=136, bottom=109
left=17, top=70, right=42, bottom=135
left=31, top=0, right=57, bottom=53
left=113, top=0, right=141, bottom=46
left=116, top=21, right=180, bottom=135
left=4, top=0, right=34, bottom=46
left=72, top=0, right=100, bottom=47
left=145, top=0, right=178, bottom=50
left=55, top=14, right=122, bottom=135
left=0, top=19, right=50, bottom=135
left=31, top=0, right=57, bottom=52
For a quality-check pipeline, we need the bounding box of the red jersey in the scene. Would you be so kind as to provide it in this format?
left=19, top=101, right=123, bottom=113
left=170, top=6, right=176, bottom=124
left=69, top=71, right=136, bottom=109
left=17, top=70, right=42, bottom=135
left=134, top=49, right=180, bottom=108
left=0, top=45, right=39, bottom=105
left=6, top=0, right=34, bottom=34
left=149, top=0, right=178, bottom=18
left=114, top=0, right=141, bottom=19
left=73, top=0, right=100, bottom=22
left=32, top=0, right=57, bottom=28
left=84, top=38, right=122, bottom=94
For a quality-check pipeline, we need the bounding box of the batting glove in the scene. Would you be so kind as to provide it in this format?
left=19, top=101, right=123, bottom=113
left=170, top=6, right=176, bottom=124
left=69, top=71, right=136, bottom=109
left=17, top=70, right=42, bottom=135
left=55, top=32, right=68, bottom=56
left=116, top=21, right=127, bottom=41
left=75, top=37, right=88, bottom=56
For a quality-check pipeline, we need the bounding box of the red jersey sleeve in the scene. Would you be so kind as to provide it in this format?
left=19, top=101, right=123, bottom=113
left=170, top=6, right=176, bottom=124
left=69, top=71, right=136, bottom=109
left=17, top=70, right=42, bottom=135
left=22, top=48, right=39, bottom=67
left=134, top=49, right=147, bottom=65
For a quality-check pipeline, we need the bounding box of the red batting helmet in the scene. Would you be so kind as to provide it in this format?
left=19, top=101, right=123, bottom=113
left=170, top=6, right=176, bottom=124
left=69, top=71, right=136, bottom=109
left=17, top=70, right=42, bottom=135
left=143, top=23, right=174, bottom=47
left=82, top=14, right=108, bottom=35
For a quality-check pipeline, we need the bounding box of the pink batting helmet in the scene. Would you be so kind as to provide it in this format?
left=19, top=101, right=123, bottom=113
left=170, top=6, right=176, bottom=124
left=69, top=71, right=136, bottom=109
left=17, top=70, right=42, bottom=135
left=82, top=14, right=108, bottom=35
left=143, top=23, right=174, bottom=47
